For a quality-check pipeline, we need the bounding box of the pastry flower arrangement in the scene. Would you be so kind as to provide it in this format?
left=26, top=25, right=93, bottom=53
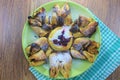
left=25, top=3, right=100, bottom=78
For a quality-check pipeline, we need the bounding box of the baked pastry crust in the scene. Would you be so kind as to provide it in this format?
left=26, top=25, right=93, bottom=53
left=49, top=51, right=72, bottom=78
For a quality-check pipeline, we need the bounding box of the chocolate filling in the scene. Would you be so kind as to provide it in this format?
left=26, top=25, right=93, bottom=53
left=30, top=43, right=40, bottom=53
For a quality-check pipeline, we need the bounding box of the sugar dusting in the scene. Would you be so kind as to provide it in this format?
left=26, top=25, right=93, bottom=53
left=50, top=26, right=72, bottom=41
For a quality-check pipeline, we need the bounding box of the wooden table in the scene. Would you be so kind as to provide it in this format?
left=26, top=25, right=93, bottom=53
left=0, top=0, right=120, bottom=80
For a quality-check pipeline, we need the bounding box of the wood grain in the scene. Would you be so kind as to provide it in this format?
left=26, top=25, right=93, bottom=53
left=0, top=0, right=120, bottom=80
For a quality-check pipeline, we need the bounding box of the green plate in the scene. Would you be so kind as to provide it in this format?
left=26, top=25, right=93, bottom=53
left=22, top=0, right=101, bottom=79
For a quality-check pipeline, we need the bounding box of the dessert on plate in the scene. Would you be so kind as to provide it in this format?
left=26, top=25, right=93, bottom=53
left=25, top=3, right=100, bottom=78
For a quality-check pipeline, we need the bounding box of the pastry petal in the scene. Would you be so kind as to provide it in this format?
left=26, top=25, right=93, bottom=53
left=70, top=49, right=86, bottom=59
left=35, top=37, right=49, bottom=51
left=29, top=50, right=47, bottom=61
left=87, top=41, right=100, bottom=54
left=73, top=38, right=90, bottom=50
left=80, top=21, right=98, bottom=37
left=49, top=51, right=72, bottom=78
left=46, top=47, right=53, bottom=57
left=61, top=3, right=71, bottom=18
left=25, top=43, right=40, bottom=56
left=83, top=51, right=95, bottom=62
left=49, top=53, right=60, bottom=78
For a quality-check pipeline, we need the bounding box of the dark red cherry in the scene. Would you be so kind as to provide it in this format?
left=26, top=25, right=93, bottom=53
left=53, top=39, right=58, bottom=44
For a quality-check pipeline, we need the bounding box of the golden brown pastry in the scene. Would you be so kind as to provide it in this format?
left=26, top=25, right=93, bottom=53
left=70, top=49, right=86, bottom=59
left=80, top=21, right=98, bottom=37
left=33, top=7, right=46, bottom=18
left=53, top=4, right=61, bottom=16
left=49, top=53, right=60, bottom=78
left=82, top=51, right=95, bottom=62
left=46, top=47, right=53, bottom=57
left=26, top=37, right=49, bottom=54
left=28, top=15, right=48, bottom=37
left=30, top=61, right=45, bottom=66
left=35, top=37, right=49, bottom=51
left=49, top=51, right=72, bottom=78
left=69, top=16, right=97, bottom=38
left=25, top=43, right=40, bottom=56
left=52, top=3, right=71, bottom=26
left=70, top=23, right=80, bottom=33
left=28, top=16, right=49, bottom=37
left=52, top=4, right=64, bottom=27
left=61, top=3, right=70, bottom=18
left=78, top=16, right=90, bottom=27
left=64, top=15, right=72, bottom=26
left=32, top=27, right=49, bottom=37
left=73, top=38, right=90, bottom=51
left=57, top=16, right=64, bottom=26
left=33, top=7, right=46, bottom=25
left=28, top=7, right=53, bottom=36
left=29, top=50, right=46, bottom=61
left=51, top=12, right=58, bottom=26
left=28, top=16, right=42, bottom=27
left=72, top=32, right=84, bottom=38
left=87, top=41, right=100, bottom=54
left=29, top=50, right=47, bottom=66
left=59, top=52, right=72, bottom=78
left=53, top=3, right=70, bottom=18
